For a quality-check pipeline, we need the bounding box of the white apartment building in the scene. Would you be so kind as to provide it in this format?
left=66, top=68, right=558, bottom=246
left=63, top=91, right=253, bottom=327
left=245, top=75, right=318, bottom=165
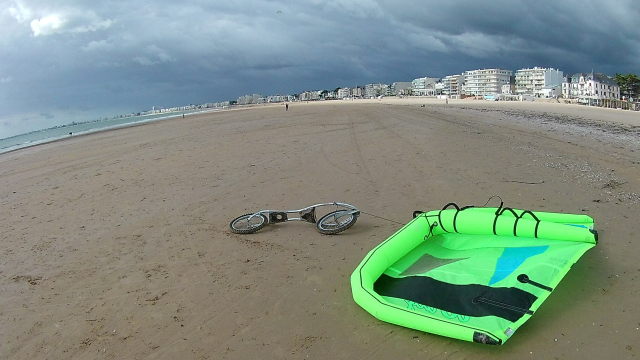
left=365, top=83, right=390, bottom=98
left=434, top=82, right=444, bottom=95
left=391, top=82, right=412, bottom=96
left=299, top=91, right=320, bottom=101
left=464, top=69, right=513, bottom=96
left=411, top=77, right=439, bottom=96
left=237, top=94, right=263, bottom=105
left=562, top=72, right=620, bottom=100
left=515, top=67, right=563, bottom=96
left=267, top=95, right=294, bottom=103
left=502, top=83, right=515, bottom=95
left=539, top=85, right=562, bottom=98
left=442, top=74, right=465, bottom=98
left=337, top=88, right=350, bottom=99
left=350, top=86, right=364, bottom=98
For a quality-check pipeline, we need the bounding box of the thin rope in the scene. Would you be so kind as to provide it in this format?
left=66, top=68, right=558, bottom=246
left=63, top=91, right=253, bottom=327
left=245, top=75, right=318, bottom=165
left=482, top=195, right=503, bottom=207
left=359, top=211, right=405, bottom=226
left=362, top=195, right=503, bottom=227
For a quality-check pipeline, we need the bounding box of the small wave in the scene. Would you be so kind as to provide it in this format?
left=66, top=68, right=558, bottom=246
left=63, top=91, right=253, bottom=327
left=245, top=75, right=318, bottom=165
left=0, top=111, right=194, bottom=154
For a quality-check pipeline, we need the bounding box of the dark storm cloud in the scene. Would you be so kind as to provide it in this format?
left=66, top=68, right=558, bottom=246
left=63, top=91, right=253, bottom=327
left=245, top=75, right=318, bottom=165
left=1, top=0, right=638, bottom=138
left=380, top=0, right=639, bottom=71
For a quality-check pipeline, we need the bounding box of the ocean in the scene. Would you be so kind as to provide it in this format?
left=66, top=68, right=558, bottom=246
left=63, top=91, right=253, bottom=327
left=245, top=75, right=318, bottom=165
left=0, top=109, right=219, bottom=154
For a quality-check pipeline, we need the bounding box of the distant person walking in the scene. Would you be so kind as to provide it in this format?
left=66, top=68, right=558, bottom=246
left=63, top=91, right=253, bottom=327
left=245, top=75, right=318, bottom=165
left=285, top=103, right=289, bottom=111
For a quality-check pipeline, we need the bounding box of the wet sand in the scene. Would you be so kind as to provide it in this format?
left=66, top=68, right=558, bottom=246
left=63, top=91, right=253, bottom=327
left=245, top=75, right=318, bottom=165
left=1, top=99, right=639, bottom=359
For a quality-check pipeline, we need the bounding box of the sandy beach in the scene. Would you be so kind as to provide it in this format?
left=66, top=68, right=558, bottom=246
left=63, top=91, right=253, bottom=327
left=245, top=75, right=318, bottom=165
left=1, top=99, right=639, bottom=359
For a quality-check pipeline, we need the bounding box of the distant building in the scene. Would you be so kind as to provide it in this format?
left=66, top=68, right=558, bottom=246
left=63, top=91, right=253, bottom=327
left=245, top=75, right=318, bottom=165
left=204, top=101, right=231, bottom=108
left=464, top=69, right=513, bottom=96
left=411, top=77, right=439, bottom=96
left=335, top=88, right=349, bottom=99
left=237, top=95, right=253, bottom=105
left=515, top=67, right=563, bottom=96
left=539, top=85, right=562, bottom=98
left=442, top=74, right=465, bottom=98
left=562, top=72, right=620, bottom=100
left=299, top=91, right=321, bottom=101
left=267, top=95, right=293, bottom=103
left=391, top=82, right=412, bottom=96
left=502, top=83, right=515, bottom=95
left=350, top=86, right=364, bottom=98
left=323, top=90, right=338, bottom=99
left=434, top=82, right=444, bottom=96
left=365, top=83, right=390, bottom=98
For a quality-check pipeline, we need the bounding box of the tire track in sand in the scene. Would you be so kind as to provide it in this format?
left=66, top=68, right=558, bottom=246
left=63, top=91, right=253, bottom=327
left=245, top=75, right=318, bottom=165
left=318, top=110, right=381, bottom=195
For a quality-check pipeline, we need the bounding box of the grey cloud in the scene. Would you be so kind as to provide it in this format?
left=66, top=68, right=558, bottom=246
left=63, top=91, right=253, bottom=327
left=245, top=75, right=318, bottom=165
left=7, top=1, right=113, bottom=36
left=83, top=39, right=114, bottom=52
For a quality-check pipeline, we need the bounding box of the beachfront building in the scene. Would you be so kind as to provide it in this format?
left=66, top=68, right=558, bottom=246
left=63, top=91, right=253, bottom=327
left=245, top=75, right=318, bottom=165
left=299, top=91, right=321, bottom=101
left=464, top=69, right=513, bottom=97
left=539, top=85, right=562, bottom=99
left=237, top=95, right=250, bottom=105
left=502, top=83, right=515, bottom=95
left=434, top=82, right=444, bottom=96
left=351, top=86, right=364, bottom=98
left=149, top=101, right=232, bottom=114
left=237, top=94, right=263, bottom=105
left=411, top=77, right=439, bottom=96
left=515, top=67, right=563, bottom=97
left=562, top=72, right=620, bottom=101
left=391, top=82, right=412, bottom=96
left=365, top=83, right=390, bottom=98
left=442, top=74, right=465, bottom=98
left=204, top=101, right=231, bottom=108
left=337, top=88, right=350, bottom=99
left=267, top=95, right=294, bottom=103
left=322, top=90, right=338, bottom=100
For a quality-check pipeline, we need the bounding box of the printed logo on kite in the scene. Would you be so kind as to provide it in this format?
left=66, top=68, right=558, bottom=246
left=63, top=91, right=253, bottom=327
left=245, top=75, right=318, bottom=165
left=405, top=300, right=471, bottom=323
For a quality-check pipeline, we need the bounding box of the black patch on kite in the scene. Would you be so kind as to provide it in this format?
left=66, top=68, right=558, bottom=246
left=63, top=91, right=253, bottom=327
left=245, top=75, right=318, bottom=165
left=374, top=274, right=537, bottom=322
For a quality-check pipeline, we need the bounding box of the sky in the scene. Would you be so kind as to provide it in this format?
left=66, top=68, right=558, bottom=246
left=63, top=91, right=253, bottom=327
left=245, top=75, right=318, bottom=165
left=1, top=0, right=639, bottom=138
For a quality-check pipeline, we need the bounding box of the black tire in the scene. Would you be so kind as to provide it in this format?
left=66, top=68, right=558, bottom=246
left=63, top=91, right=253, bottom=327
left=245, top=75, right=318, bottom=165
left=229, top=213, right=268, bottom=234
left=316, top=210, right=358, bottom=235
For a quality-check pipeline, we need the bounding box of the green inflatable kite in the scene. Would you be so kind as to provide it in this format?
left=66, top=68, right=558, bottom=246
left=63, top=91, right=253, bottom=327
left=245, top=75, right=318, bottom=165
left=351, top=201, right=597, bottom=345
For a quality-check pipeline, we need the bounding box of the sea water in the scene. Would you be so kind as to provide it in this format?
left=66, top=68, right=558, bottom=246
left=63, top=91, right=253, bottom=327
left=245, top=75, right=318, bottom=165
left=0, top=110, right=219, bottom=154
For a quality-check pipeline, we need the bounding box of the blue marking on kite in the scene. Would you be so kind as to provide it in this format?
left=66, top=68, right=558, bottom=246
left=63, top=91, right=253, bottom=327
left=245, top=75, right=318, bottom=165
left=489, top=246, right=549, bottom=286
left=564, top=223, right=588, bottom=229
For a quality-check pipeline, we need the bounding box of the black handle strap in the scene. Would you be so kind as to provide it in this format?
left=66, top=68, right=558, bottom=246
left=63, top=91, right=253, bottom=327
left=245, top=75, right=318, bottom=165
left=517, top=274, right=553, bottom=292
left=439, top=203, right=474, bottom=233
left=517, top=210, right=541, bottom=238
left=493, top=207, right=541, bottom=238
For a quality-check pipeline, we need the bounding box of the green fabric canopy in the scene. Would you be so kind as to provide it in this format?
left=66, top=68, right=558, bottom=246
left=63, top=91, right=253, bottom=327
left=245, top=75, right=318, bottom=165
left=351, top=203, right=597, bottom=345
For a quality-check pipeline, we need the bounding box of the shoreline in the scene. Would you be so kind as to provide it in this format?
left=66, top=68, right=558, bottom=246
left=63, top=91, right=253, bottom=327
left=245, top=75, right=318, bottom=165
left=2, top=99, right=639, bottom=158
left=0, top=107, right=242, bottom=156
